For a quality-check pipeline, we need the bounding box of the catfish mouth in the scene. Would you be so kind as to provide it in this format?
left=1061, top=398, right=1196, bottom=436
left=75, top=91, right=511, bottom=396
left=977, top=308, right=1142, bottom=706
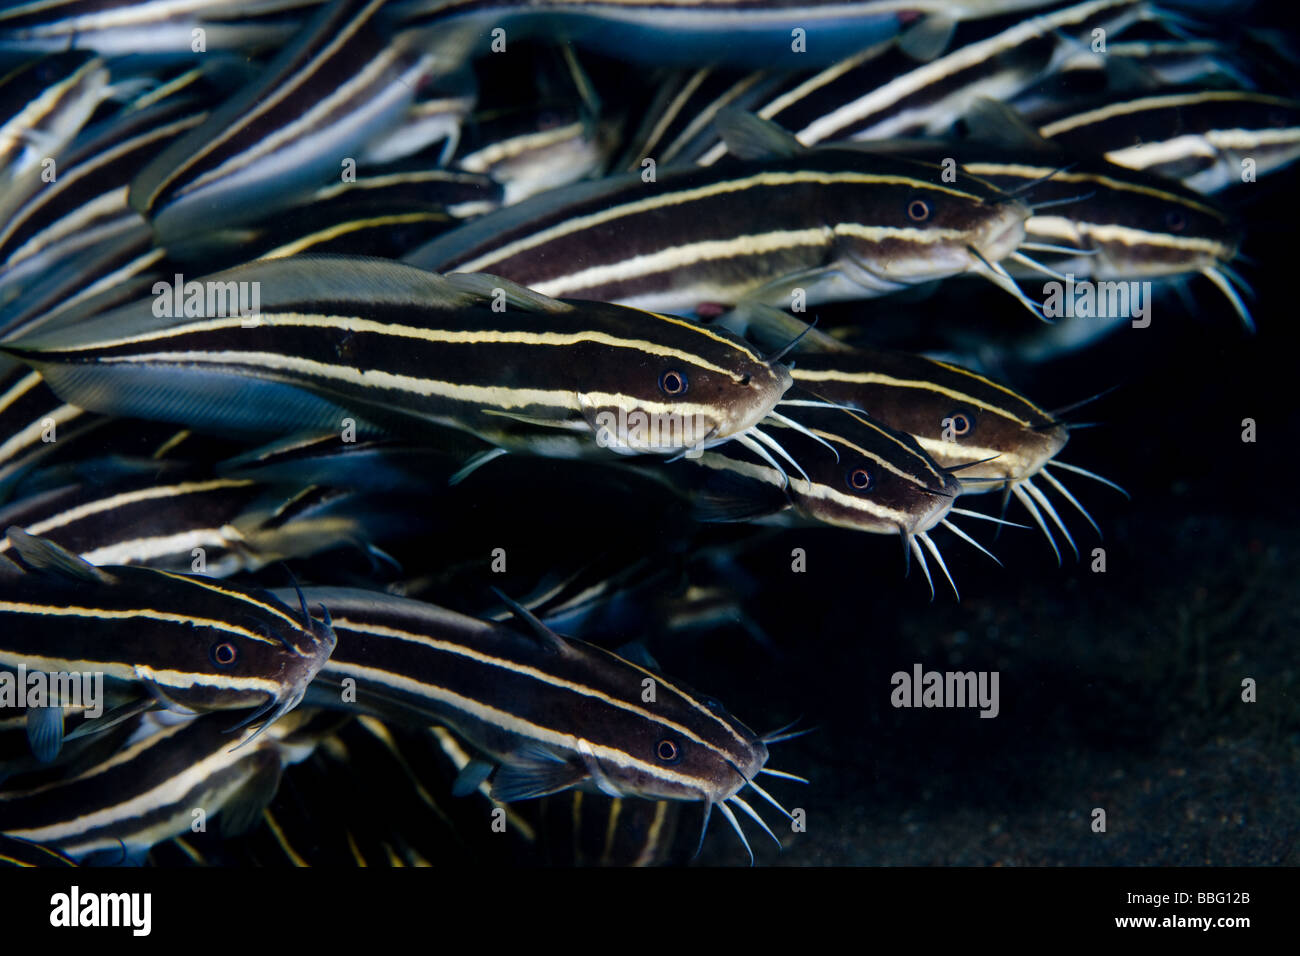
left=976, top=204, right=1030, bottom=264
left=582, top=402, right=724, bottom=453
left=949, top=426, right=1069, bottom=487
left=902, top=483, right=959, bottom=538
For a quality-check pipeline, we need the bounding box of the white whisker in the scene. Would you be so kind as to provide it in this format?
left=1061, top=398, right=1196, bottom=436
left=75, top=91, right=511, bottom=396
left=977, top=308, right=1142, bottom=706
left=736, top=432, right=790, bottom=488
left=917, top=531, right=959, bottom=601
left=1020, top=241, right=1099, bottom=256
left=765, top=411, right=840, bottom=462
left=950, top=506, right=1030, bottom=530
left=1012, top=482, right=1060, bottom=564
left=1202, top=266, right=1254, bottom=331
left=759, top=768, right=810, bottom=784
left=1023, top=477, right=1077, bottom=559
left=715, top=799, right=754, bottom=865
left=694, top=800, right=713, bottom=858
left=940, top=518, right=1001, bottom=566
left=1050, top=460, right=1129, bottom=498
left=729, top=795, right=782, bottom=849
left=763, top=727, right=817, bottom=745
left=1218, top=261, right=1255, bottom=299
left=1039, top=466, right=1101, bottom=536
left=746, top=778, right=793, bottom=821
left=970, top=247, right=1047, bottom=322
left=909, top=535, right=935, bottom=600
left=1010, top=250, right=1069, bottom=281
left=777, top=398, right=855, bottom=411
left=749, top=425, right=811, bottom=484
left=762, top=717, right=801, bottom=741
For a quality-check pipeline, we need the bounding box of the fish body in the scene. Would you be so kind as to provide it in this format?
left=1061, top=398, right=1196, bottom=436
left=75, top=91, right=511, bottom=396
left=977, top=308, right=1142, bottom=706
left=407, top=147, right=1028, bottom=313
left=0, top=256, right=791, bottom=458
left=0, top=707, right=335, bottom=862
left=0, top=528, right=336, bottom=759
left=1038, top=90, right=1300, bottom=193
left=295, top=586, right=779, bottom=820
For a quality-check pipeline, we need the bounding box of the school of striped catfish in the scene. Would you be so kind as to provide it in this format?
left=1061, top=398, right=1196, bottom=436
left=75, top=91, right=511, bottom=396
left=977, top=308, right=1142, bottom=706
left=0, top=0, right=1293, bottom=867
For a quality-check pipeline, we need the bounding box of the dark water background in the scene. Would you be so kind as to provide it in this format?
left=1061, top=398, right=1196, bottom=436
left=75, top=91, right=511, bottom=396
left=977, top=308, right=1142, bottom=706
left=403, top=169, right=1299, bottom=866
left=381, top=9, right=1300, bottom=864
left=5, top=1, right=1292, bottom=869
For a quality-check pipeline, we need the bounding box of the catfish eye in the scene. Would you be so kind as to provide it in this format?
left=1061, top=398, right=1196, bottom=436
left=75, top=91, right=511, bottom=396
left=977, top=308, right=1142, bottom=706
left=210, top=642, right=238, bottom=666
left=659, top=369, right=688, bottom=396
left=846, top=465, right=875, bottom=492
left=945, top=412, right=973, bottom=436
left=1164, top=210, right=1186, bottom=233
left=656, top=737, right=682, bottom=764
left=907, top=198, right=931, bottom=222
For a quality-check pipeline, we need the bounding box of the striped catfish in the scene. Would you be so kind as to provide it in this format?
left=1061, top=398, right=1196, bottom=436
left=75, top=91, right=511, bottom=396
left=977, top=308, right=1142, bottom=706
left=0, top=462, right=426, bottom=575
left=149, top=716, right=539, bottom=866
left=1047, top=38, right=1253, bottom=93
left=293, top=586, right=800, bottom=861
left=0, top=0, right=321, bottom=57
left=719, top=304, right=1123, bottom=561
left=0, top=51, right=109, bottom=183
left=618, top=65, right=797, bottom=172
left=454, top=102, right=622, bottom=207
left=0, top=527, right=337, bottom=761
left=0, top=256, right=793, bottom=459
left=0, top=232, right=167, bottom=341
left=672, top=395, right=985, bottom=598
left=689, top=0, right=1150, bottom=166
left=836, top=137, right=1251, bottom=325
left=1037, top=90, right=1300, bottom=194
left=0, top=708, right=337, bottom=863
left=0, top=363, right=253, bottom=502
left=0, top=102, right=207, bottom=310
left=0, top=364, right=102, bottom=499
left=128, top=0, right=459, bottom=241
left=406, top=142, right=1031, bottom=315
left=359, top=87, right=477, bottom=167
left=393, top=0, right=1067, bottom=68
left=0, top=834, right=77, bottom=866
left=161, top=168, right=502, bottom=272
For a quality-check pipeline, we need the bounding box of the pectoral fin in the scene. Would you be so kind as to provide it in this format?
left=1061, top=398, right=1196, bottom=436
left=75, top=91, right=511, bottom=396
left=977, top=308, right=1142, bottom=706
left=490, top=745, right=586, bottom=802
left=26, top=705, right=64, bottom=763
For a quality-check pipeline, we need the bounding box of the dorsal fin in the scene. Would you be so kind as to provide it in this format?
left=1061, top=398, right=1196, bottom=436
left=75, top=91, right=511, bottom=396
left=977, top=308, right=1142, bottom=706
left=963, top=97, right=1058, bottom=152
left=714, top=108, right=806, bottom=161
left=4, top=528, right=114, bottom=584
left=491, top=587, right=570, bottom=654
left=0, top=551, right=24, bottom=579
left=615, top=641, right=662, bottom=671
left=1, top=256, right=482, bottom=355
left=445, top=272, right=574, bottom=314
left=897, top=12, right=956, bottom=62
left=723, top=302, right=851, bottom=355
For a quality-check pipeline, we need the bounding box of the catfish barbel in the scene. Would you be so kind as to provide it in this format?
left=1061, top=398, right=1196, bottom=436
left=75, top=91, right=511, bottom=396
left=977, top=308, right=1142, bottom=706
left=720, top=304, right=1124, bottom=562
left=393, top=0, right=1066, bottom=70
left=669, top=393, right=996, bottom=599
left=689, top=0, right=1150, bottom=165
left=1037, top=89, right=1300, bottom=194
left=824, top=136, right=1251, bottom=326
